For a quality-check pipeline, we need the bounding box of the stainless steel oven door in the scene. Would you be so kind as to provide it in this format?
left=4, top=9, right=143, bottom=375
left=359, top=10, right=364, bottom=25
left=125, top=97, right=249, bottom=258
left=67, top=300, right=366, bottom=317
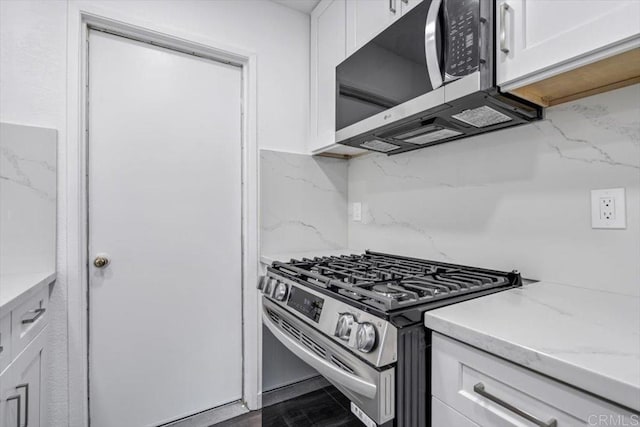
left=263, top=297, right=395, bottom=425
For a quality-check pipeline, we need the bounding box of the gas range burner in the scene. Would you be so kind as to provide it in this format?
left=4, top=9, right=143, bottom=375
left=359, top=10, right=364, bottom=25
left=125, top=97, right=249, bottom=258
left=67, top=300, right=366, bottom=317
left=372, top=284, right=406, bottom=298
left=268, top=250, right=522, bottom=312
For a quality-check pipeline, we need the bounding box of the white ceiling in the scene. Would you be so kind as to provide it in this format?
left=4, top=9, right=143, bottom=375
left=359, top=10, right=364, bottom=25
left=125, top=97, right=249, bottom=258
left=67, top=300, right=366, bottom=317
left=270, top=0, right=321, bottom=14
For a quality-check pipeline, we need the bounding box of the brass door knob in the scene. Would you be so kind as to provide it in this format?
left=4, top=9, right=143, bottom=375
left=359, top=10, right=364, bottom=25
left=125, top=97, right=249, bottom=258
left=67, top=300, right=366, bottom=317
left=94, top=256, right=110, bottom=268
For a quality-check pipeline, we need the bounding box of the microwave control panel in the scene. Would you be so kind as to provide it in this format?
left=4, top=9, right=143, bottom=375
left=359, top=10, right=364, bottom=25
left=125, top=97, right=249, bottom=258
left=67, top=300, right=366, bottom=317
left=444, top=0, right=480, bottom=79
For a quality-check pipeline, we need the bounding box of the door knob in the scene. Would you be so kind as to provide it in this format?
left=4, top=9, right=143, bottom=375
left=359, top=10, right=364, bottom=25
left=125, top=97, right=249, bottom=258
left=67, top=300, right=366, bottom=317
left=94, top=256, right=110, bottom=268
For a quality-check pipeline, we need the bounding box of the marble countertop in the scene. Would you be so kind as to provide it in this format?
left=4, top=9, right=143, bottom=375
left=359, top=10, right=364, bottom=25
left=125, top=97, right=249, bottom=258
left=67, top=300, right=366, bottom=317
left=260, top=249, right=364, bottom=265
left=424, top=281, right=640, bottom=411
left=0, top=271, right=55, bottom=313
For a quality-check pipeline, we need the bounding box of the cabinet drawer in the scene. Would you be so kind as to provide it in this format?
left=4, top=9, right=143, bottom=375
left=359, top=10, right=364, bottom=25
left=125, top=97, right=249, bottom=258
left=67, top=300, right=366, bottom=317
left=433, top=396, right=480, bottom=427
left=11, top=287, right=48, bottom=359
left=0, top=312, right=10, bottom=374
left=432, top=333, right=636, bottom=426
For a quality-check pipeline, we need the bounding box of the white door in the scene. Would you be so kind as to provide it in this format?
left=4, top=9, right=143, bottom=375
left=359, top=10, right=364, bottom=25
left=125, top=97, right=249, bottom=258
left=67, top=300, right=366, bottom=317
left=496, top=0, right=640, bottom=86
left=88, top=30, right=243, bottom=427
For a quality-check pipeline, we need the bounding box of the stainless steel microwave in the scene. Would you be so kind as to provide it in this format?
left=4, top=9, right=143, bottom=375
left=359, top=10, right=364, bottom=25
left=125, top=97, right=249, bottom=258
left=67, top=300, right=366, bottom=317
left=335, top=0, right=542, bottom=155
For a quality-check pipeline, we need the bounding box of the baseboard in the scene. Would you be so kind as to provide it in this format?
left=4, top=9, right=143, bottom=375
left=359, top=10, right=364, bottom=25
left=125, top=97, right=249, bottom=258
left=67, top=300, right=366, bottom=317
left=262, top=375, right=330, bottom=408
left=162, top=376, right=329, bottom=426
left=161, top=400, right=249, bottom=427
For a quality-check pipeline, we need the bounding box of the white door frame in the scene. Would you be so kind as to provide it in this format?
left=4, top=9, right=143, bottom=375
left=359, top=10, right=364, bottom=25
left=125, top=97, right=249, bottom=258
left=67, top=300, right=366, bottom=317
left=66, top=3, right=260, bottom=426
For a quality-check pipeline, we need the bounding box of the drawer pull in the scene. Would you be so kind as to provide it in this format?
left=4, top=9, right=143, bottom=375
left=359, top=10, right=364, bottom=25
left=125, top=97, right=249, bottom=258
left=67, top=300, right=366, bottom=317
left=16, top=383, right=29, bottom=427
left=21, top=308, right=46, bottom=325
left=473, top=382, right=557, bottom=427
left=6, top=394, right=21, bottom=427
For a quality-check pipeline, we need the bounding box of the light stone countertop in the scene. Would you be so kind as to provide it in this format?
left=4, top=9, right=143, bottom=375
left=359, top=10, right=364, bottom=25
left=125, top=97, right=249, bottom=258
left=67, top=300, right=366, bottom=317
left=0, top=271, right=55, bottom=314
left=424, top=281, right=640, bottom=411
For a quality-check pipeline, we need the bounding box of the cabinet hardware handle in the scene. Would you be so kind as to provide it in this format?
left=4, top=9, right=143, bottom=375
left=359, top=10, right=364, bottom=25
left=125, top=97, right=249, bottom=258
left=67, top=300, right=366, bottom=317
left=389, top=0, right=397, bottom=13
left=473, top=383, right=557, bottom=427
left=21, top=308, right=45, bottom=325
left=6, top=394, right=21, bottom=427
left=16, top=383, right=29, bottom=427
left=0, top=345, right=3, bottom=354
left=499, top=2, right=510, bottom=54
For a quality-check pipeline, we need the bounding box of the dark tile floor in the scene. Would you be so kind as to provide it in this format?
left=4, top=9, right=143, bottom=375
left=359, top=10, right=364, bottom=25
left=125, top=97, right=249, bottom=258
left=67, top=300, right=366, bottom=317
left=213, top=385, right=362, bottom=427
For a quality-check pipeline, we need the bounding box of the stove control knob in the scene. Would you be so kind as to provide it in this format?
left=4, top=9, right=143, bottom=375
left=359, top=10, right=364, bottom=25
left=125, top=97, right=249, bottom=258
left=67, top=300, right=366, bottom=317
left=335, top=314, right=355, bottom=340
left=263, top=278, right=274, bottom=295
left=257, top=276, right=267, bottom=291
left=355, top=323, right=376, bottom=353
left=273, top=282, right=288, bottom=301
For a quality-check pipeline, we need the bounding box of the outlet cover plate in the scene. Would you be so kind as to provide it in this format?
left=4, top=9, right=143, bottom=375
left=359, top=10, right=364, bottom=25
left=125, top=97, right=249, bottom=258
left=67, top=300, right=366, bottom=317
left=591, top=188, right=626, bottom=229
left=352, top=202, right=362, bottom=221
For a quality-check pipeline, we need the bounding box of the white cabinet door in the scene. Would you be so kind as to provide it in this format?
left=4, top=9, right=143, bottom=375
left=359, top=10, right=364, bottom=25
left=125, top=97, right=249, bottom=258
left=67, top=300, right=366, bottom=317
left=432, top=397, right=480, bottom=427
left=432, top=333, right=636, bottom=427
left=0, top=367, right=16, bottom=427
left=400, top=0, right=423, bottom=15
left=0, top=328, right=46, bottom=427
left=0, top=313, right=10, bottom=375
left=310, top=0, right=347, bottom=152
left=346, top=0, right=400, bottom=54
left=497, top=0, right=640, bottom=87
left=9, top=329, right=45, bottom=427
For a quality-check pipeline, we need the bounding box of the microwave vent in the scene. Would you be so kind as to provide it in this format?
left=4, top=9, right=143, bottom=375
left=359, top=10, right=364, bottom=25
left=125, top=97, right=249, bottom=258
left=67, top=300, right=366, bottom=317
left=452, top=106, right=513, bottom=128
left=400, top=127, right=463, bottom=145
left=360, top=139, right=400, bottom=153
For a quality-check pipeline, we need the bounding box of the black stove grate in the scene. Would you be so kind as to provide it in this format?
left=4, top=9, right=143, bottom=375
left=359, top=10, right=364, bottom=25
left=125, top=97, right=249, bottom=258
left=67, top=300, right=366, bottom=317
left=270, top=250, right=521, bottom=312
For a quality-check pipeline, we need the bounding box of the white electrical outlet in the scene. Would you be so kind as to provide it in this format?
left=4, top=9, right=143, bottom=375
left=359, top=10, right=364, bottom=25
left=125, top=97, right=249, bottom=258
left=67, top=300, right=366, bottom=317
left=352, top=202, right=362, bottom=221
left=591, top=188, right=626, bottom=229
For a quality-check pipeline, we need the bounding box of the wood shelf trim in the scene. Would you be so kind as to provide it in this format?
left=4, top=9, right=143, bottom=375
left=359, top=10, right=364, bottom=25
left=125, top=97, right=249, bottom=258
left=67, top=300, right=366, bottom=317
left=509, top=47, right=640, bottom=107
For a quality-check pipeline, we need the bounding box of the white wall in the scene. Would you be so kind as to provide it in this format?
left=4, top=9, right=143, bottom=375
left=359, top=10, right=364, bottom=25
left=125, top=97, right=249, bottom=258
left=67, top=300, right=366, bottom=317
left=348, top=85, right=640, bottom=296
left=261, top=150, right=348, bottom=255
left=76, top=0, right=311, bottom=154
left=1, top=1, right=310, bottom=425
left=260, top=150, right=348, bottom=391
left=0, top=1, right=69, bottom=424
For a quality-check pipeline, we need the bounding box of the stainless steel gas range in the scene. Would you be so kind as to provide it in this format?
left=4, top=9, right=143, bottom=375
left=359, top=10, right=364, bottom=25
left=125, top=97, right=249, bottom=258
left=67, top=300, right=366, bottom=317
left=259, top=251, right=522, bottom=427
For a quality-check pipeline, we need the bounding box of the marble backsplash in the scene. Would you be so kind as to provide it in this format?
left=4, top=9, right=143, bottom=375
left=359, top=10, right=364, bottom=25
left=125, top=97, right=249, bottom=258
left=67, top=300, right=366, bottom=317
left=261, top=150, right=348, bottom=255
left=348, top=85, right=640, bottom=296
left=0, top=123, right=57, bottom=276
left=260, top=150, right=349, bottom=391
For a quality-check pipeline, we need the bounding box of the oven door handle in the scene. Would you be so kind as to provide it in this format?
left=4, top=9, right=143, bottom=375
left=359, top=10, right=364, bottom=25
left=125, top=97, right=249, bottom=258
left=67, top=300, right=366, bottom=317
left=425, top=0, right=443, bottom=89
left=262, top=311, right=378, bottom=399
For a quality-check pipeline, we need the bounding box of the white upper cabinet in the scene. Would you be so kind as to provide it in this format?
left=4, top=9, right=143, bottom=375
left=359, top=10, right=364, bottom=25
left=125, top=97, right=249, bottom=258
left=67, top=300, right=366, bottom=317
left=346, top=0, right=423, bottom=55
left=310, top=0, right=423, bottom=156
left=346, top=0, right=399, bottom=55
left=310, top=0, right=347, bottom=153
left=496, top=0, right=640, bottom=88
left=400, top=0, right=423, bottom=15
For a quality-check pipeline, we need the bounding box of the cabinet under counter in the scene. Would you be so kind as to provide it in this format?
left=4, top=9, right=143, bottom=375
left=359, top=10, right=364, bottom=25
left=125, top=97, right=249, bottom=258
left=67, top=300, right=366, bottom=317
left=424, top=281, right=640, bottom=416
